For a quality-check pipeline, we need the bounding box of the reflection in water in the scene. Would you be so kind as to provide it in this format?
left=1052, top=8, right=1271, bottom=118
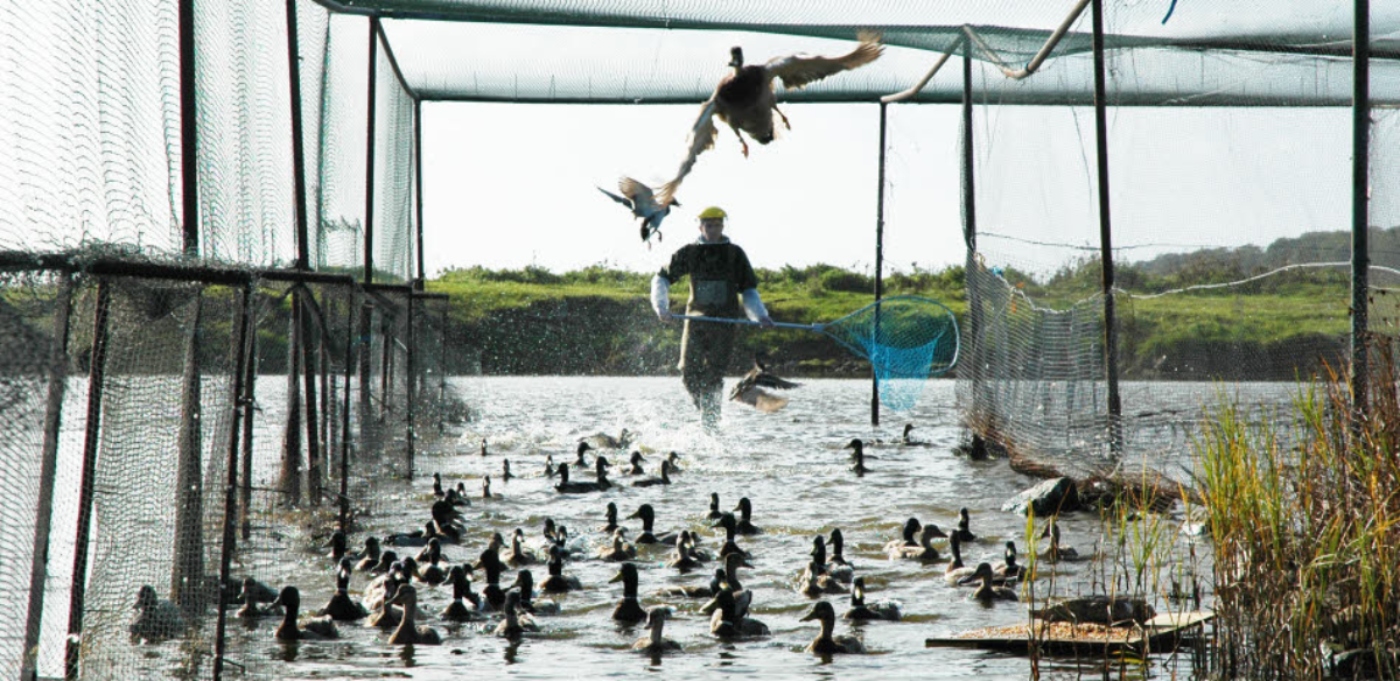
left=502, top=638, right=523, bottom=664
left=397, top=644, right=416, bottom=666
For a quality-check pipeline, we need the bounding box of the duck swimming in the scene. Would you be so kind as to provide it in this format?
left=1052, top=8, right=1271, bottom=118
left=234, top=577, right=280, bottom=620
left=325, top=530, right=349, bottom=563
left=890, top=524, right=948, bottom=563
left=729, top=352, right=802, bottom=413
left=732, top=497, right=761, bottom=535
left=386, top=585, right=441, bottom=645
left=702, top=588, right=768, bottom=639
left=131, top=585, right=185, bottom=641
left=572, top=441, right=593, bottom=467
left=995, top=541, right=1025, bottom=581
left=600, top=177, right=678, bottom=245
left=501, top=459, right=514, bottom=482
left=270, top=586, right=339, bottom=641
left=884, top=518, right=923, bottom=553
left=628, top=504, right=677, bottom=545
left=654, top=34, right=883, bottom=206
left=482, top=474, right=501, bottom=500
left=625, top=450, right=646, bottom=475
left=417, top=539, right=448, bottom=585
left=661, top=567, right=727, bottom=599
left=844, top=577, right=901, bottom=621
left=943, top=533, right=977, bottom=586
left=583, top=428, right=634, bottom=450
left=554, top=459, right=611, bottom=494
left=631, top=459, right=673, bottom=487
left=610, top=562, right=648, bottom=624
left=633, top=606, right=682, bottom=654
left=846, top=438, right=870, bottom=476
left=666, top=530, right=704, bottom=572
left=809, top=534, right=852, bottom=584
left=318, top=559, right=370, bottom=620
left=354, top=536, right=382, bottom=572
left=953, top=508, right=976, bottom=543
left=543, top=454, right=556, bottom=478
left=802, top=601, right=866, bottom=654
left=432, top=472, right=446, bottom=498
left=960, top=562, right=1019, bottom=603
left=706, top=492, right=723, bottom=520
left=539, top=550, right=583, bottom=594
left=440, top=565, right=484, bottom=621
left=1039, top=519, right=1080, bottom=562
left=492, top=590, right=539, bottom=640
left=506, top=528, right=540, bottom=567
left=598, top=501, right=620, bottom=534
left=799, top=559, right=849, bottom=597
left=477, top=547, right=508, bottom=611
left=824, top=528, right=855, bottom=582
left=599, top=529, right=638, bottom=562
left=711, top=512, right=751, bottom=560
left=368, top=549, right=398, bottom=576
left=511, top=568, right=561, bottom=616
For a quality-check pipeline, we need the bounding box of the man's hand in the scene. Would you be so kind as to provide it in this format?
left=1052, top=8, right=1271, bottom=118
left=758, top=315, right=775, bottom=329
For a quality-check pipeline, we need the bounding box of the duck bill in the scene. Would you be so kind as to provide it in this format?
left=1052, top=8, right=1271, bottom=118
left=608, top=571, right=625, bottom=584
left=956, top=573, right=980, bottom=586
left=799, top=609, right=820, bottom=622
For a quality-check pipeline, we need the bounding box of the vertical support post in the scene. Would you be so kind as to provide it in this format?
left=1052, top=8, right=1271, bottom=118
left=438, top=305, right=447, bottom=435
left=414, top=99, right=426, bottom=290
left=22, top=273, right=74, bottom=681
left=239, top=312, right=257, bottom=539
left=1091, top=0, right=1123, bottom=455
left=280, top=289, right=303, bottom=505
left=871, top=101, right=888, bottom=426
left=363, top=19, right=379, bottom=286
left=180, top=0, right=198, bottom=257
left=213, top=283, right=251, bottom=681
left=1352, top=0, right=1371, bottom=422
left=405, top=295, right=416, bottom=479
left=65, top=281, right=112, bottom=680
left=340, top=292, right=355, bottom=531
left=961, top=45, right=988, bottom=459
left=287, top=0, right=311, bottom=271
left=301, top=292, right=322, bottom=505
left=171, top=292, right=205, bottom=616
left=358, top=300, right=374, bottom=456
left=380, top=310, right=392, bottom=424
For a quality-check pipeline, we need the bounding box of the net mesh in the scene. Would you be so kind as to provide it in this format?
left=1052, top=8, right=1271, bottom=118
left=820, top=295, right=959, bottom=411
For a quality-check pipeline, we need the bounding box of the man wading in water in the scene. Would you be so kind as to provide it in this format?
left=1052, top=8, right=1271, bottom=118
left=651, top=206, right=774, bottom=431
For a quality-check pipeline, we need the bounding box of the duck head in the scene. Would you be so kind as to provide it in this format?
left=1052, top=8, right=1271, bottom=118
left=628, top=503, right=657, bottom=531
left=901, top=517, right=923, bottom=544
left=610, top=561, right=640, bottom=597
left=810, top=535, right=828, bottom=564
left=269, top=585, right=301, bottom=614
left=800, top=600, right=838, bottom=626
left=732, top=497, right=754, bottom=521
left=510, top=569, right=537, bottom=602
left=574, top=441, right=592, bottom=466
left=728, top=46, right=744, bottom=69
left=827, top=528, right=845, bottom=557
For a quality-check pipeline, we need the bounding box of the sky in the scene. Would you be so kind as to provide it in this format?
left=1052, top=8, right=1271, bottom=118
left=419, top=99, right=1358, bottom=281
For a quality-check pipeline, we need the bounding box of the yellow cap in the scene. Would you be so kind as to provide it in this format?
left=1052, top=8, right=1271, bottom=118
left=697, top=206, right=727, bottom=220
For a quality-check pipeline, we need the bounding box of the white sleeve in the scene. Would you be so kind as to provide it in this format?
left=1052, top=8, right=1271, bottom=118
left=651, top=274, right=671, bottom=317
left=741, top=288, right=769, bottom=321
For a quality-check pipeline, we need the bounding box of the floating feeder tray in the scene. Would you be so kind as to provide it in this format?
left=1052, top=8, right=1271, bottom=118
left=925, top=610, right=1213, bottom=656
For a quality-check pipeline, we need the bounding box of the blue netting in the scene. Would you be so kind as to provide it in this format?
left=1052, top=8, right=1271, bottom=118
left=820, top=295, right=959, bottom=411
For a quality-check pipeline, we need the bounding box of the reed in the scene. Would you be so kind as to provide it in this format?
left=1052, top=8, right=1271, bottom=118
left=1195, top=342, right=1400, bottom=679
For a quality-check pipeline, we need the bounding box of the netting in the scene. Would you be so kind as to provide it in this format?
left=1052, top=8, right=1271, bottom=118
left=819, top=295, right=960, bottom=411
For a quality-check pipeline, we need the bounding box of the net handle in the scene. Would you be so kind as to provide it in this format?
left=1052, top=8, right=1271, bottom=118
left=672, top=314, right=824, bottom=333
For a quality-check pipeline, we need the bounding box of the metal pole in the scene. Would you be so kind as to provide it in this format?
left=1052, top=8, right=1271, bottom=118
left=279, top=290, right=303, bottom=505
left=171, top=293, right=205, bottom=616
left=301, top=291, right=323, bottom=504
left=239, top=309, right=257, bottom=539
left=414, top=98, right=425, bottom=290
left=871, top=101, right=887, bottom=426
left=1352, top=0, right=1371, bottom=420
left=22, top=273, right=73, bottom=681
left=340, top=292, right=355, bottom=531
left=180, top=0, right=198, bottom=256
left=363, top=18, right=379, bottom=285
left=64, top=281, right=112, bottom=680
left=961, top=46, right=988, bottom=459
left=287, top=0, right=311, bottom=271
left=1091, top=0, right=1123, bottom=455
left=212, top=283, right=251, bottom=681
left=405, top=295, right=416, bottom=478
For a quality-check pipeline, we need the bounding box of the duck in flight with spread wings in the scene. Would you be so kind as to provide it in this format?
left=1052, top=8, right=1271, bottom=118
left=654, top=33, right=883, bottom=207
left=729, top=352, right=801, bottom=413
left=598, top=177, right=679, bottom=246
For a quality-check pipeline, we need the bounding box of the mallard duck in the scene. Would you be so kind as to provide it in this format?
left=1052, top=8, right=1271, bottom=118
left=632, top=459, right=673, bottom=487
left=481, top=474, right=502, bottom=500
left=900, top=423, right=932, bottom=447
left=368, top=549, right=398, bottom=575
left=960, top=563, right=1019, bottom=602
left=319, top=559, right=370, bottom=620
left=430, top=501, right=465, bottom=542
left=600, top=178, right=679, bottom=245
left=572, top=441, right=593, bottom=467
left=633, top=606, right=682, bottom=654
left=491, top=590, right=540, bottom=640
left=610, top=562, right=648, bottom=624
left=719, top=551, right=752, bottom=593
left=511, top=568, right=561, bottom=616
left=808, top=534, right=852, bottom=584
left=995, top=541, right=1025, bottom=581
left=706, top=492, right=723, bottom=521
left=355, top=536, right=382, bottom=572
left=539, top=551, right=583, bottom=594
left=599, top=529, right=638, bottom=562
left=416, top=539, right=448, bottom=585
left=824, top=529, right=855, bottom=581
left=598, top=501, right=620, bottom=533
left=554, top=460, right=611, bottom=493
left=1031, top=595, right=1156, bottom=626
left=702, top=588, right=768, bottom=638
left=799, top=560, right=849, bottom=597
left=363, top=564, right=405, bottom=613
left=652, top=33, right=883, bottom=210
left=130, top=585, right=185, bottom=641
left=729, top=352, right=802, bottom=412
left=325, top=530, right=349, bottom=562
left=270, top=586, right=339, bottom=641
left=506, top=528, right=540, bottom=567
left=884, top=518, right=923, bottom=553
left=846, top=438, right=870, bottom=476
left=661, top=567, right=727, bottom=599
left=953, top=508, right=977, bottom=543
left=543, top=454, right=557, bottom=478
left=944, top=533, right=978, bottom=586
left=625, top=450, right=647, bottom=475
left=802, top=601, right=865, bottom=654
left=1039, top=519, right=1080, bottom=562
left=583, top=429, right=634, bottom=450
left=501, top=459, right=514, bottom=482
left=444, top=485, right=472, bottom=508
left=890, top=524, right=947, bottom=563
left=732, top=497, right=761, bottom=535
left=665, top=451, right=683, bottom=472
left=440, top=565, right=484, bottom=621
left=711, top=512, right=751, bottom=560
left=667, top=531, right=703, bottom=572
left=628, top=504, right=678, bottom=545
left=432, top=472, right=446, bottom=498
left=480, top=438, right=489, bottom=457
left=549, top=524, right=589, bottom=561
left=385, top=585, right=441, bottom=645
left=844, top=577, right=901, bottom=621
left=234, top=577, right=280, bottom=620
left=476, top=548, right=508, bottom=612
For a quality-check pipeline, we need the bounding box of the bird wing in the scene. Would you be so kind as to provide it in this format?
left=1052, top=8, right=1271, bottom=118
left=765, top=34, right=884, bottom=90
left=598, top=186, right=634, bottom=210
left=753, top=372, right=801, bottom=391
left=655, top=96, right=720, bottom=207
left=617, top=177, right=658, bottom=214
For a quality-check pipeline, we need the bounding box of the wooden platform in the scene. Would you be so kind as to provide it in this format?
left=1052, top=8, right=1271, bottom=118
left=925, top=610, right=1214, bottom=656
